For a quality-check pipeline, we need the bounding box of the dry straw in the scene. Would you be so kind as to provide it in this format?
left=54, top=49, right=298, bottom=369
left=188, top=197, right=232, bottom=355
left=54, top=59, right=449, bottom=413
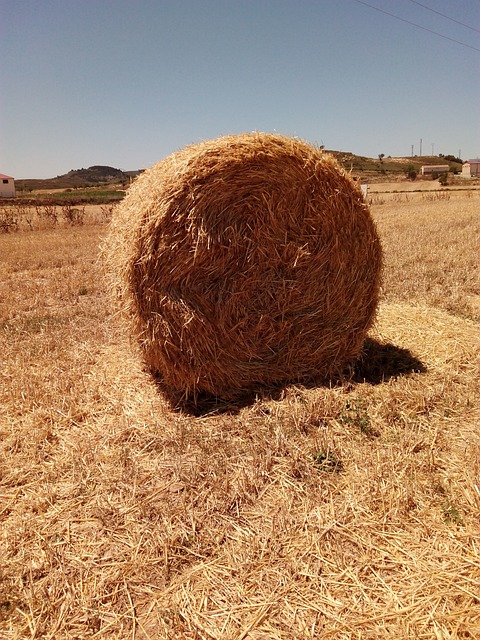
left=105, top=133, right=382, bottom=399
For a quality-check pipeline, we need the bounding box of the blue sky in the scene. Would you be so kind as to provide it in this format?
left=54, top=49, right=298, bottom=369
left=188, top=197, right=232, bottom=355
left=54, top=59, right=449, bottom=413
left=1, top=0, right=479, bottom=178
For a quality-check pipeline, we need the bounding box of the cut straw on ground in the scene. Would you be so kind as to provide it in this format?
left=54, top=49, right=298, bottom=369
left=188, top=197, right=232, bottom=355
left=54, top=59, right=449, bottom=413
left=1, top=183, right=478, bottom=640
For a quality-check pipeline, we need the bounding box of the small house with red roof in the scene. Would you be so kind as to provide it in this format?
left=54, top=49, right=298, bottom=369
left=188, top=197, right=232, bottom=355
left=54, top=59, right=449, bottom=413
left=0, top=174, right=15, bottom=198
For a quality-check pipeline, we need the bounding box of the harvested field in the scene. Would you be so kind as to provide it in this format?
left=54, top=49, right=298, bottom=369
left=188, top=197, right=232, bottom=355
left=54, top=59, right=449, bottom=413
left=368, top=180, right=480, bottom=194
left=0, top=190, right=479, bottom=639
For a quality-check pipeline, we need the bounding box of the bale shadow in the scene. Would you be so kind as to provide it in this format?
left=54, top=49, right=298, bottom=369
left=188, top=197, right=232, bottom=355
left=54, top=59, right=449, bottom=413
left=351, top=338, right=426, bottom=385
left=152, top=375, right=281, bottom=417
left=154, top=338, right=426, bottom=417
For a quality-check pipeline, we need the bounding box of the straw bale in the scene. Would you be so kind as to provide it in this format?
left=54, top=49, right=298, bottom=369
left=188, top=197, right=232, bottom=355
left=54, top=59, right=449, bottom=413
left=106, top=133, right=382, bottom=398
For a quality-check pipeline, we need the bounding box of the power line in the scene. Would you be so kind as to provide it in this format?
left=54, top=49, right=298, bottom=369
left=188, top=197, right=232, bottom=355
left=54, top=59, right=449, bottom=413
left=406, top=0, right=480, bottom=34
left=351, top=0, right=480, bottom=52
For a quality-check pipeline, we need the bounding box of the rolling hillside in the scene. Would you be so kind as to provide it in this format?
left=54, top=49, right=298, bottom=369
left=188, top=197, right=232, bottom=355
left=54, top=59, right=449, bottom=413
left=14, top=154, right=463, bottom=192
left=15, top=166, right=142, bottom=192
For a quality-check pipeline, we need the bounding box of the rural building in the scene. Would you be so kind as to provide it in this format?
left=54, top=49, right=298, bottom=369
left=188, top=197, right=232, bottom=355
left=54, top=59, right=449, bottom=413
left=0, top=173, right=15, bottom=198
left=420, top=165, right=449, bottom=176
left=461, top=159, right=480, bottom=178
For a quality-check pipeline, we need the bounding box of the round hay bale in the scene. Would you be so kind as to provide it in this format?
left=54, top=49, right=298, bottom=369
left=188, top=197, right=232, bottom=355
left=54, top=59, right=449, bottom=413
left=106, top=133, right=382, bottom=399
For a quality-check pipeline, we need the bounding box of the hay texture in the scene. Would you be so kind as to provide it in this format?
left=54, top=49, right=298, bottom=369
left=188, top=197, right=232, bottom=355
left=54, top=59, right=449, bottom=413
left=106, top=133, right=382, bottom=398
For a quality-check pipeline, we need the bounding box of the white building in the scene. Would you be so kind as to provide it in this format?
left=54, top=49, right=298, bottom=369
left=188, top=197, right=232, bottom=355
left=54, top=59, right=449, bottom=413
left=0, top=174, right=15, bottom=198
left=461, top=160, right=480, bottom=178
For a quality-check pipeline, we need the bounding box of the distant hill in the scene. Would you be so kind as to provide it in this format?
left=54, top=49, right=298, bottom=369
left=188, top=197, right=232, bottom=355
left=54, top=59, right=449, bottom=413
left=326, top=151, right=462, bottom=182
left=15, top=166, right=142, bottom=192
left=14, top=154, right=463, bottom=192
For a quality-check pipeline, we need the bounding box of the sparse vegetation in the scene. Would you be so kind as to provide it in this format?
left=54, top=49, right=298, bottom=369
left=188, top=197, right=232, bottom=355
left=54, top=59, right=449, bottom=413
left=62, top=203, right=86, bottom=226
left=313, top=449, right=344, bottom=473
left=421, top=190, right=451, bottom=201
left=0, top=206, right=19, bottom=233
left=339, top=397, right=380, bottom=438
left=0, top=203, right=112, bottom=231
left=99, top=203, right=116, bottom=223
left=438, top=172, right=449, bottom=186
left=405, top=164, right=417, bottom=181
left=35, top=202, right=58, bottom=227
left=0, top=187, right=478, bottom=638
left=439, top=153, right=463, bottom=164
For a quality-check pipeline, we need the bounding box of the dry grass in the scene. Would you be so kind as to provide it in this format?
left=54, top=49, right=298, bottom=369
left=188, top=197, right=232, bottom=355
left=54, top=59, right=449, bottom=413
left=0, top=204, right=113, bottom=233
left=1, top=192, right=479, bottom=639
left=375, top=191, right=480, bottom=321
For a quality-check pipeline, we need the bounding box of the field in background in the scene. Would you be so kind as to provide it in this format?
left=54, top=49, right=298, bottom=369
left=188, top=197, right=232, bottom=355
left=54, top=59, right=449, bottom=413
left=0, top=189, right=479, bottom=638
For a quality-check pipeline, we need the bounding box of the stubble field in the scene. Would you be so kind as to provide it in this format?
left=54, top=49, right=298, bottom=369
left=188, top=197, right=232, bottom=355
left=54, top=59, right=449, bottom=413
left=0, top=189, right=479, bottom=639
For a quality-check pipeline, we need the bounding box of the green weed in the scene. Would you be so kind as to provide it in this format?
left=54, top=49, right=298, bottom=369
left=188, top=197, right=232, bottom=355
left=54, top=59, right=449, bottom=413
left=339, top=398, right=380, bottom=437
left=313, top=450, right=344, bottom=473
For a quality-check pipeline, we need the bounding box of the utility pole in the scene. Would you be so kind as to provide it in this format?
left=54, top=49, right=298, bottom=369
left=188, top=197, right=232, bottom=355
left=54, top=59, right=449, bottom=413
left=420, top=138, right=422, bottom=156
left=411, top=144, right=414, bottom=157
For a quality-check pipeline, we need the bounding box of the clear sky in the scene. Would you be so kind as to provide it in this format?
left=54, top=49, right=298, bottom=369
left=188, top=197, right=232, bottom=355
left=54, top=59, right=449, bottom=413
left=1, top=0, right=479, bottom=178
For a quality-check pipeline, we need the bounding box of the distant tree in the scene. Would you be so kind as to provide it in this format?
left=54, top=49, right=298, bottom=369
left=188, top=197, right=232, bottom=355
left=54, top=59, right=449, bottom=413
left=405, top=164, right=417, bottom=181
left=443, top=154, right=462, bottom=163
